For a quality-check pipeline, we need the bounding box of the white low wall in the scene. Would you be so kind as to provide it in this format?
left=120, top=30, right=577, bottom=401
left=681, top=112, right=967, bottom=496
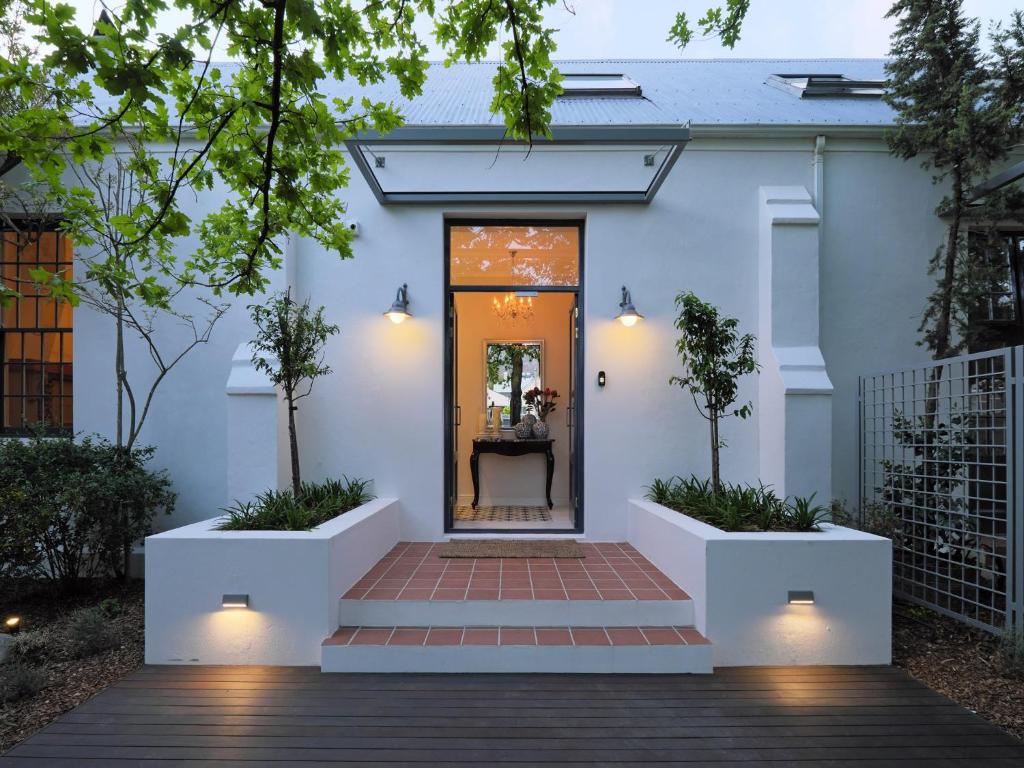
left=627, top=499, right=891, bottom=666
left=145, top=498, right=400, bottom=665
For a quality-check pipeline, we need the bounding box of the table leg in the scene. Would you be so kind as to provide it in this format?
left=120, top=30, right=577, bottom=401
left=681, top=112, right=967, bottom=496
left=470, top=450, right=480, bottom=509
left=545, top=445, right=554, bottom=510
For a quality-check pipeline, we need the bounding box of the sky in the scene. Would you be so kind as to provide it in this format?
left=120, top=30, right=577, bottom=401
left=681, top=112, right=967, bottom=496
left=64, top=0, right=1020, bottom=61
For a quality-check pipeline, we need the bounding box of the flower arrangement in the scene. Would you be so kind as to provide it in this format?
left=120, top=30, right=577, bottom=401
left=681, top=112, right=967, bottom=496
left=524, top=387, right=559, bottom=422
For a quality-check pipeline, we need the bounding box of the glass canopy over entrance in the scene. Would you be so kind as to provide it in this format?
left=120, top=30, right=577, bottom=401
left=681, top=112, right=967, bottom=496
left=346, top=125, right=689, bottom=205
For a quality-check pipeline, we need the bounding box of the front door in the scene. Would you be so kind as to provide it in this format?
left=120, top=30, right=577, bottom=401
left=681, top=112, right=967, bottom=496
left=444, top=220, right=584, bottom=533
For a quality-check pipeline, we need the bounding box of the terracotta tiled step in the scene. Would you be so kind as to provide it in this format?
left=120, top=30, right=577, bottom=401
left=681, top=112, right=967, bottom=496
left=326, top=625, right=710, bottom=647
left=321, top=625, right=713, bottom=674
left=339, top=542, right=695, bottom=627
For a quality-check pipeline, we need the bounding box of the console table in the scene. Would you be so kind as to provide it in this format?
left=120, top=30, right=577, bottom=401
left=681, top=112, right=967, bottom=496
left=470, top=438, right=555, bottom=510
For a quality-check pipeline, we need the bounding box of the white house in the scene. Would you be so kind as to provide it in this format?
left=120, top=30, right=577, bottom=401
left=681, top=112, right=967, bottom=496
left=7, top=59, right=1021, bottom=670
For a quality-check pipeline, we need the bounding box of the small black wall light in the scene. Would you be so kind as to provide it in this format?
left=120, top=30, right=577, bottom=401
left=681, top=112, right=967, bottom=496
left=616, top=286, right=644, bottom=327
left=384, top=283, right=411, bottom=324
left=222, top=594, right=250, bottom=609
left=598, top=371, right=606, bottom=387
left=787, top=590, right=815, bottom=605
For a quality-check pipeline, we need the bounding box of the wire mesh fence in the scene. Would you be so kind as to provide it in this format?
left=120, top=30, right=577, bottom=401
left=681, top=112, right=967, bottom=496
left=859, top=346, right=1024, bottom=633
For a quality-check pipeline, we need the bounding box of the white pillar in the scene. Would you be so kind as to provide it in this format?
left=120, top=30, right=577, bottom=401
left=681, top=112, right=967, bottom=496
left=225, top=343, right=279, bottom=505
left=757, top=186, right=833, bottom=501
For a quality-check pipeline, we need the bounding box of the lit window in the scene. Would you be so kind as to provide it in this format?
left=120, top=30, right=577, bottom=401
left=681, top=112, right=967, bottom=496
left=767, top=74, right=885, bottom=98
left=1, top=224, right=73, bottom=434
left=559, top=73, right=641, bottom=97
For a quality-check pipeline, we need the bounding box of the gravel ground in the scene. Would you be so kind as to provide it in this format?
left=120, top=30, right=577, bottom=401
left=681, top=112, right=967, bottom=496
left=0, top=579, right=144, bottom=754
left=893, top=600, right=1024, bottom=740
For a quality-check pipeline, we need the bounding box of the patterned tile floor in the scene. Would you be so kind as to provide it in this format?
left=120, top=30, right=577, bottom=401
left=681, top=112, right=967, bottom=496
left=342, top=542, right=691, bottom=601
left=324, top=625, right=710, bottom=646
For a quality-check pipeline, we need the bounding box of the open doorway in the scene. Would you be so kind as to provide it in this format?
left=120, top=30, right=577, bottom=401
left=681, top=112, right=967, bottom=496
left=444, top=221, right=583, bottom=533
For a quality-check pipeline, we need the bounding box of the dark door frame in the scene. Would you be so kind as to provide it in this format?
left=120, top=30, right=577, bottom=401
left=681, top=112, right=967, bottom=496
left=443, top=218, right=585, bottom=534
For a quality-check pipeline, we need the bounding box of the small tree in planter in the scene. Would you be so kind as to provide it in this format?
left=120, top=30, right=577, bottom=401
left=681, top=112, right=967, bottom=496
left=670, top=292, right=758, bottom=494
left=250, top=290, right=339, bottom=498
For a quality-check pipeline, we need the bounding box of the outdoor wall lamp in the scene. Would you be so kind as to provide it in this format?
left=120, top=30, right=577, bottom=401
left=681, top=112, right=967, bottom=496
left=4, top=616, right=21, bottom=634
left=222, top=594, right=249, bottom=609
left=787, top=590, right=815, bottom=605
left=384, top=283, right=411, bottom=324
left=616, top=286, right=644, bottom=327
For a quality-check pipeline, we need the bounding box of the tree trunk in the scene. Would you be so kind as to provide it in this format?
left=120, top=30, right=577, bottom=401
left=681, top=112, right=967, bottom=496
left=934, top=165, right=964, bottom=362
left=287, top=395, right=300, bottom=497
left=510, top=350, right=523, bottom=425
left=115, top=296, right=124, bottom=448
left=710, top=409, right=721, bottom=495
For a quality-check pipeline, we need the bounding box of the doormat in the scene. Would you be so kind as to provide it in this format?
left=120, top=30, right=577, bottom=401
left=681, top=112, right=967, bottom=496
left=438, top=539, right=585, bottom=559
left=454, top=504, right=552, bottom=523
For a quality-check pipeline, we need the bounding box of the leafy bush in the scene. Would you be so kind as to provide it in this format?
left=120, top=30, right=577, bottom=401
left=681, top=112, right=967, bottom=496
left=0, top=661, right=46, bottom=704
left=830, top=499, right=903, bottom=541
left=645, top=475, right=828, bottom=532
left=65, top=607, right=119, bottom=659
left=0, top=434, right=175, bottom=585
left=8, top=632, right=54, bottom=665
left=999, top=629, right=1024, bottom=680
left=216, top=477, right=373, bottom=531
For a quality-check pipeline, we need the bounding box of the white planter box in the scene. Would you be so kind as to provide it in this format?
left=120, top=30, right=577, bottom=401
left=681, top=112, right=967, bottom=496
left=145, top=498, right=400, bottom=665
left=627, top=499, right=891, bottom=666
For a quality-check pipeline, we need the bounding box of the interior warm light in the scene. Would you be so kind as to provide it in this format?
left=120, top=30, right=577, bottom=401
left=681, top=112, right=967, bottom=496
left=616, top=285, right=643, bottom=326
left=492, top=291, right=535, bottom=324
left=5, top=616, right=21, bottom=634
left=383, top=283, right=411, bottom=324
left=787, top=590, right=815, bottom=605
left=222, top=594, right=250, bottom=609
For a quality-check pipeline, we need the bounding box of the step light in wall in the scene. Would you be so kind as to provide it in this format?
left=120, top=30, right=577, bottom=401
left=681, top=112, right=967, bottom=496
left=222, top=594, right=250, bottom=609
left=787, top=590, right=815, bottom=605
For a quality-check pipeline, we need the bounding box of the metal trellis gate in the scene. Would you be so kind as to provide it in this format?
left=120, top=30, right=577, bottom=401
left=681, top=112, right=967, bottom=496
left=859, top=346, right=1024, bottom=633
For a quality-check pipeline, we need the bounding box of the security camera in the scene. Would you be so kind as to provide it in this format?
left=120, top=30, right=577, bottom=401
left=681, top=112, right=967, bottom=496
left=345, top=220, right=360, bottom=237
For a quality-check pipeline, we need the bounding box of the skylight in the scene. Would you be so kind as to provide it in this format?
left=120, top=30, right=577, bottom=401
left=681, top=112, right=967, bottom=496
left=559, top=73, right=642, bottom=98
left=767, top=74, right=885, bottom=98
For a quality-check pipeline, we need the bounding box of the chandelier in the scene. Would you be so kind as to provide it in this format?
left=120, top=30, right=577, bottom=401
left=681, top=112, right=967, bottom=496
left=491, top=248, right=535, bottom=323
left=492, top=291, right=535, bottom=323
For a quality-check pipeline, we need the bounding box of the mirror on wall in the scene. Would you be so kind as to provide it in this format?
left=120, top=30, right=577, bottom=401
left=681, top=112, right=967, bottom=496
left=485, top=341, right=543, bottom=427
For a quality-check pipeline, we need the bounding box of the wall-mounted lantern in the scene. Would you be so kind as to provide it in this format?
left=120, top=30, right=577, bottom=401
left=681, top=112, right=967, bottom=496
left=616, top=286, right=644, bottom=327
left=384, top=283, right=411, bottom=324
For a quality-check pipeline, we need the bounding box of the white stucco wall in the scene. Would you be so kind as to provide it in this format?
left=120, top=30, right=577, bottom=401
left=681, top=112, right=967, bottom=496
left=64, top=132, right=942, bottom=539
left=627, top=499, right=892, bottom=666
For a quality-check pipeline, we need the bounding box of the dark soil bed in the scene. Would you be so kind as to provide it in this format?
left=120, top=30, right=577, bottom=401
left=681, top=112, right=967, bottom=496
left=893, top=600, right=1024, bottom=740
left=0, top=579, right=144, bottom=754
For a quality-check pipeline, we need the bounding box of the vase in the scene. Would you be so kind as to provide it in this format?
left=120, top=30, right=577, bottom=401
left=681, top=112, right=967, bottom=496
left=522, top=413, right=537, bottom=427
left=514, top=421, right=533, bottom=440
left=532, top=420, right=549, bottom=439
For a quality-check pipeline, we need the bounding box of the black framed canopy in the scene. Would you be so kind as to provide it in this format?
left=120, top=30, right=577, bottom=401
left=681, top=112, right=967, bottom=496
left=344, top=124, right=690, bottom=205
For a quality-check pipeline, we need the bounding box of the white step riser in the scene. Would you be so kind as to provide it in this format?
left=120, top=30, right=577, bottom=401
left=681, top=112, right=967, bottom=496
left=321, top=644, right=713, bottom=674
left=339, top=599, right=694, bottom=628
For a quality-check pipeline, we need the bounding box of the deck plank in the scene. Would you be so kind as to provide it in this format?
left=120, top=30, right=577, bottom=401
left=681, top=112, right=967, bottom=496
left=1, top=666, right=1018, bottom=765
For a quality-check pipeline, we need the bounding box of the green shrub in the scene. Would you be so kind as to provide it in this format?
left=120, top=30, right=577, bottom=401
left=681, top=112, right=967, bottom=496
left=65, top=607, right=119, bottom=658
left=999, top=629, right=1024, bottom=680
left=216, top=477, right=374, bottom=531
left=644, top=475, right=827, bottom=532
left=0, top=661, right=46, bottom=704
left=8, top=632, right=54, bottom=665
left=0, top=433, right=175, bottom=585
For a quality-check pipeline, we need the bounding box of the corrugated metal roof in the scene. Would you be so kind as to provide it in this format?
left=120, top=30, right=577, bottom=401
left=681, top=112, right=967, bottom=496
left=317, top=58, right=894, bottom=127
left=89, top=58, right=895, bottom=128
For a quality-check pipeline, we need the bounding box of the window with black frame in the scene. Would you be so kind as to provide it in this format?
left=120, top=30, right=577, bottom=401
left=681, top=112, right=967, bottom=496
left=0, top=224, right=73, bottom=433
left=968, top=230, right=1024, bottom=350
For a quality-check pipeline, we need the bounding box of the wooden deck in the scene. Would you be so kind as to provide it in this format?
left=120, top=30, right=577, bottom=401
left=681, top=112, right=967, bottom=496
left=2, top=665, right=1022, bottom=766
